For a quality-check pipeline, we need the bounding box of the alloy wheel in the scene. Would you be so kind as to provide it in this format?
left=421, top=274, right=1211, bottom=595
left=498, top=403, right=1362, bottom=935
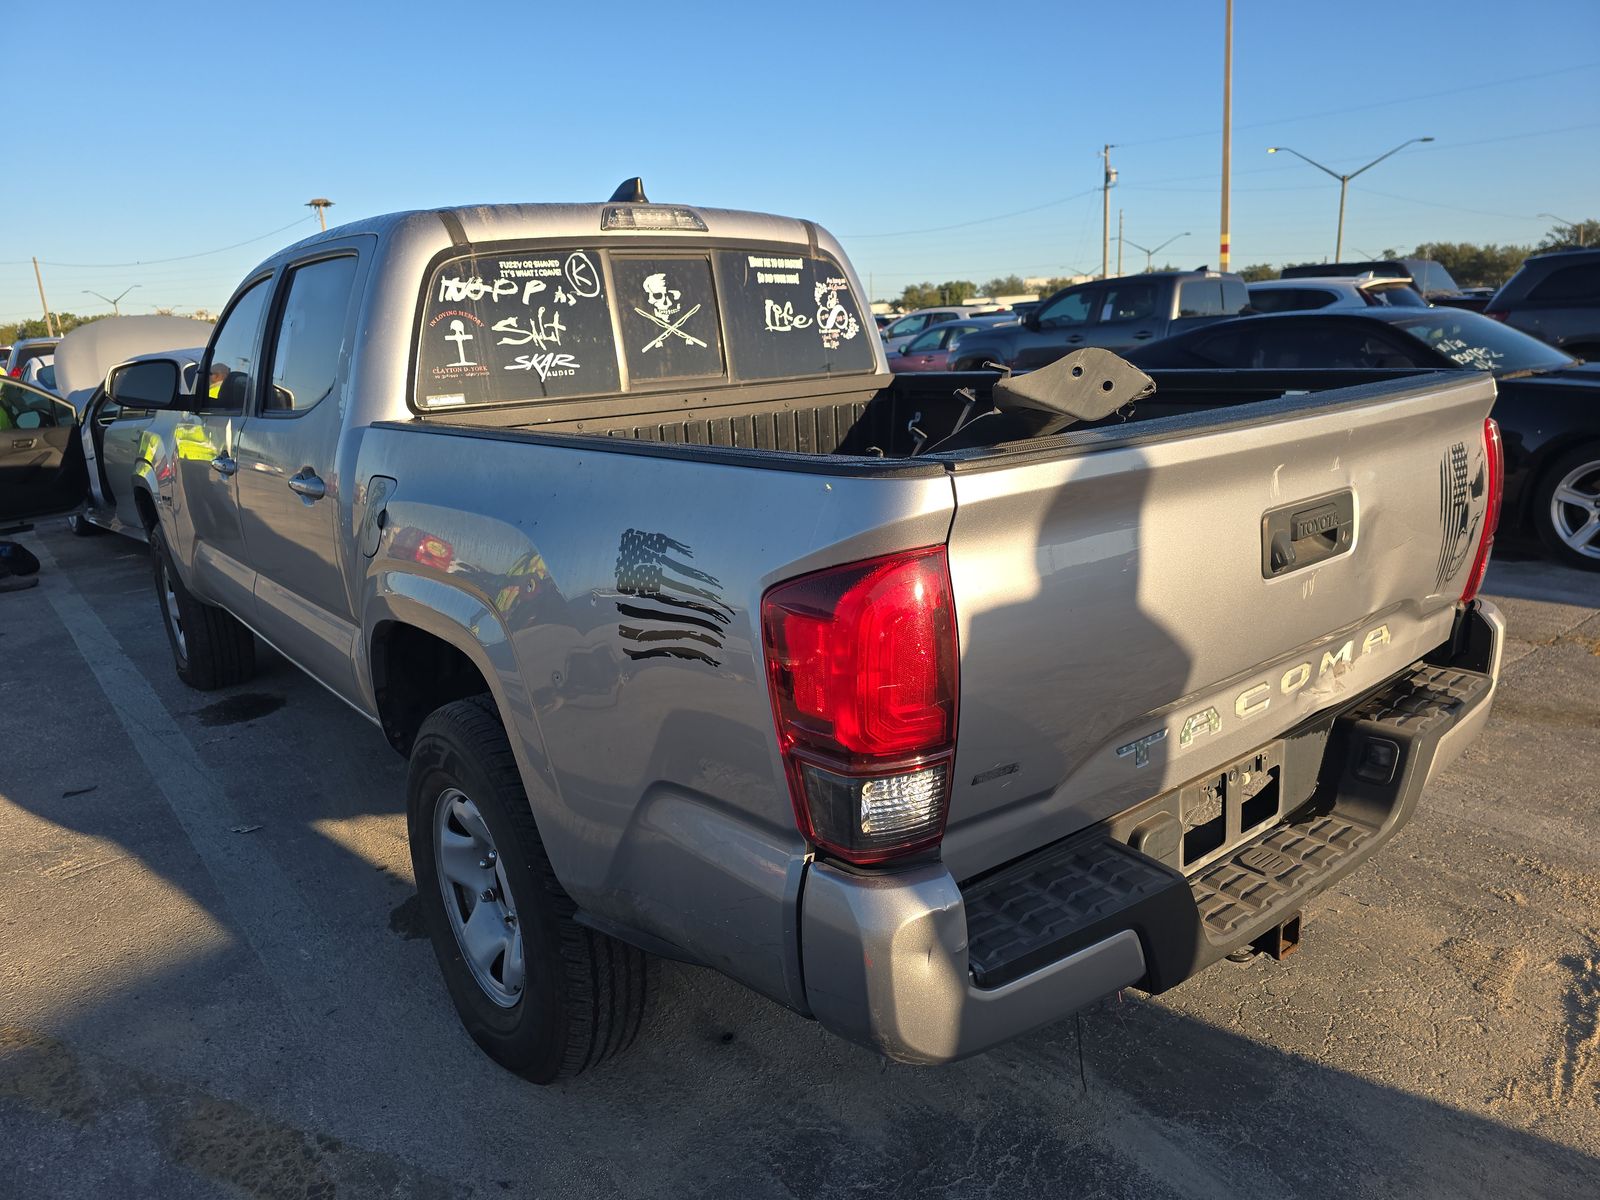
left=1550, top=458, right=1600, bottom=560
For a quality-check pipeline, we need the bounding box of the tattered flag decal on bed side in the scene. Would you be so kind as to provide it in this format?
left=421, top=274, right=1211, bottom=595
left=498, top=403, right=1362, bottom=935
left=614, top=529, right=731, bottom=666
left=1436, top=440, right=1485, bottom=593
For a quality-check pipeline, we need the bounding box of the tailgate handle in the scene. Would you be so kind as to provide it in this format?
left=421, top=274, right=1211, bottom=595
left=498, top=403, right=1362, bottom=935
left=1262, top=491, right=1354, bottom=578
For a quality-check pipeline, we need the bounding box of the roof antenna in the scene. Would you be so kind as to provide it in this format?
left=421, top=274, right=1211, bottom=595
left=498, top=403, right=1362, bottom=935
left=609, top=177, right=648, bottom=203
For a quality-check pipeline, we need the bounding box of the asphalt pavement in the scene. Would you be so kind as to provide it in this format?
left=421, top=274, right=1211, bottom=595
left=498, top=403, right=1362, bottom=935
left=2, top=524, right=1597, bottom=1199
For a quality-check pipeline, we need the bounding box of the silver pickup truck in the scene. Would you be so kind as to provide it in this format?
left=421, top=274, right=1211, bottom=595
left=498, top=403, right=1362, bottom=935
left=8, top=186, right=1506, bottom=1083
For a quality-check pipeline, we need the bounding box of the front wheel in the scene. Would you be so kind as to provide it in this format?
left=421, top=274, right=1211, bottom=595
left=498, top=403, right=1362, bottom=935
left=66, top=511, right=103, bottom=537
left=1534, top=444, right=1600, bottom=570
left=407, top=696, right=653, bottom=1083
left=149, top=526, right=257, bottom=689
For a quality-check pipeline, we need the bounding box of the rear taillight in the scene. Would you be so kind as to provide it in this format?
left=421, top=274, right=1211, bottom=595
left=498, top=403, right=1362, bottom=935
left=6, top=367, right=20, bottom=378
left=762, top=546, right=958, bottom=865
left=1460, top=417, right=1503, bottom=602
left=1483, top=310, right=1507, bottom=322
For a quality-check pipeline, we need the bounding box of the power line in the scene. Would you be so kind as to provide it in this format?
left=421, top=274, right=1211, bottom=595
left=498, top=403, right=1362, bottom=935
left=1, top=215, right=317, bottom=269
left=1346, top=186, right=1545, bottom=222
left=1116, top=59, right=1600, bottom=149
left=842, top=188, right=1098, bottom=239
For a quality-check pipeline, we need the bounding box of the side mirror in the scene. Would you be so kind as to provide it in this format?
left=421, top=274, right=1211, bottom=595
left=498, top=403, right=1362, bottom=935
left=109, top=359, right=181, bottom=410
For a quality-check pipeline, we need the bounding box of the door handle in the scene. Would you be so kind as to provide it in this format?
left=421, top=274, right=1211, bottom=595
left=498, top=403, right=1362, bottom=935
left=288, top=471, right=327, bottom=501
left=1066, top=334, right=1085, bottom=343
left=210, top=456, right=237, bottom=476
left=1132, top=331, right=1154, bottom=340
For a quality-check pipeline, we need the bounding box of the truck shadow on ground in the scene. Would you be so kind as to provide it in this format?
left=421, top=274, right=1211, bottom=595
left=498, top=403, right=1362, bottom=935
left=4, top=488, right=1596, bottom=1196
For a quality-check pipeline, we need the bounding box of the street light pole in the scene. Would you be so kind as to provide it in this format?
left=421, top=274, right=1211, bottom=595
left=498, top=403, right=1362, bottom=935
left=1122, top=232, right=1191, bottom=274
left=1267, top=137, right=1434, bottom=261
left=1538, top=212, right=1586, bottom=248
left=83, top=284, right=140, bottom=316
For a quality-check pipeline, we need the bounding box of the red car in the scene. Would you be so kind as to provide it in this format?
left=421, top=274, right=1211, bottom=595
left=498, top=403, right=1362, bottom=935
left=890, top=318, right=1010, bottom=372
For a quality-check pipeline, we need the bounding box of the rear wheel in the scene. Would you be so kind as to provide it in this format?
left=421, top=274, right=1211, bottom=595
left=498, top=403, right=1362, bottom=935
left=149, top=526, right=257, bottom=689
left=1534, top=444, right=1600, bottom=571
left=407, top=696, right=653, bottom=1083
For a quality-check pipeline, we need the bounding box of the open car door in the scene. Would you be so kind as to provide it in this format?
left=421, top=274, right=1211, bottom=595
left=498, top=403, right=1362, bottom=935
left=0, top=378, right=87, bottom=525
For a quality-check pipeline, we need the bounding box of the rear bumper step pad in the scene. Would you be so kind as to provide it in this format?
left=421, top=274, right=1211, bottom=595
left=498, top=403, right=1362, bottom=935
left=962, top=653, right=1494, bottom=994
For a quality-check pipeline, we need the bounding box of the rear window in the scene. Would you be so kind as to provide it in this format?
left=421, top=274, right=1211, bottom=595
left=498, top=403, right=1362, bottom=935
left=415, top=244, right=873, bottom=411
left=1178, top=278, right=1246, bottom=318
left=1248, top=287, right=1336, bottom=314
left=1365, top=283, right=1427, bottom=308
left=1527, top=263, right=1600, bottom=304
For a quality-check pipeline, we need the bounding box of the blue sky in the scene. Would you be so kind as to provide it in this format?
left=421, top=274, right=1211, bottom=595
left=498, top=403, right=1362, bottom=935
left=3, top=0, right=1595, bottom=320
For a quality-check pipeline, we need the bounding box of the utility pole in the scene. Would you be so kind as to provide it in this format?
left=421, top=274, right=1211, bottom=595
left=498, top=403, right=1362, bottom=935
left=1101, top=144, right=1117, bottom=279
left=32, top=257, right=56, bottom=337
left=1220, top=0, right=1233, bottom=272
left=1268, top=137, right=1433, bottom=261
left=1117, top=209, right=1125, bottom=276
left=307, top=197, right=334, bottom=231
left=1539, top=213, right=1586, bottom=248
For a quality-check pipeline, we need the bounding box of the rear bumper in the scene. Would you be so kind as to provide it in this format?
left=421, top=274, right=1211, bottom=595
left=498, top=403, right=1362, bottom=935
left=799, top=600, right=1503, bottom=1064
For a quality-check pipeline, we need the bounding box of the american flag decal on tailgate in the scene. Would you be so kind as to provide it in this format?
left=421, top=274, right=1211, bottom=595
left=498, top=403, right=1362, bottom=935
left=614, top=529, right=732, bottom=667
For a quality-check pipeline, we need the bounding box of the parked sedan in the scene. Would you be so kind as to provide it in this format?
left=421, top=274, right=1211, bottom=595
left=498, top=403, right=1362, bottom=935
left=889, top=316, right=1011, bottom=372
left=880, top=306, right=994, bottom=353
left=1129, top=308, right=1600, bottom=569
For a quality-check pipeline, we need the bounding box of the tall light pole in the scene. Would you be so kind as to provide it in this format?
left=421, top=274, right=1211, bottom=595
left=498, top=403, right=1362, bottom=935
left=1123, top=232, right=1190, bottom=273
left=1539, top=212, right=1586, bottom=248
left=83, top=284, right=140, bottom=316
left=1220, top=0, right=1233, bottom=272
left=1101, top=144, right=1118, bottom=278
left=307, top=197, right=334, bottom=231
left=1267, top=137, right=1434, bottom=261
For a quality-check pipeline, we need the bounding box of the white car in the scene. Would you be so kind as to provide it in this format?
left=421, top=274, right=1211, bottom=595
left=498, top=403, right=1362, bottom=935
left=1248, top=274, right=1428, bottom=314
left=20, top=353, right=55, bottom=391
left=51, top=315, right=213, bottom=539
left=880, top=306, right=1002, bottom=354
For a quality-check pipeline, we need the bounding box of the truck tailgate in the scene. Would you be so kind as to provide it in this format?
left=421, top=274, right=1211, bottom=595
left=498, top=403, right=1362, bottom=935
left=940, top=372, right=1497, bottom=880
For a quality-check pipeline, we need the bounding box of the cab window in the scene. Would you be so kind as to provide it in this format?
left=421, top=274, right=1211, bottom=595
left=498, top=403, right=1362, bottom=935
left=263, top=256, right=359, bottom=414
left=202, top=279, right=272, bottom=413
left=1037, top=288, right=1093, bottom=328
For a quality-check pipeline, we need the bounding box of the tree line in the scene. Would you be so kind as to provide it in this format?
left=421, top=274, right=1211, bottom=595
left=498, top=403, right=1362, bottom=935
left=1, top=311, right=108, bottom=345
left=1238, top=219, right=1596, bottom=289
left=888, top=218, right=1595, bottom=309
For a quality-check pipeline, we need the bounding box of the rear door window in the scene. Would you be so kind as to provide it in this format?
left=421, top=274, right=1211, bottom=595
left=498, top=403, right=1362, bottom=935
left=418, top=249, right=621, bottom=409
left=263, top=255, right=359, bottom=414
left=1178, top=279, right=1225, bottom=317
left=716, top=251, right=873, bottom=378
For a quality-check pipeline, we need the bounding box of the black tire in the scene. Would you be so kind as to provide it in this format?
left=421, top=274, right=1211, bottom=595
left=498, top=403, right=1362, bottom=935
left=149, top=525, right=258, bottom=689
left=1532, top=442, right=1600, bottom=571
left=407, top=696, right=653, bottom=1083
left=66, top=511, right=103, bottom=537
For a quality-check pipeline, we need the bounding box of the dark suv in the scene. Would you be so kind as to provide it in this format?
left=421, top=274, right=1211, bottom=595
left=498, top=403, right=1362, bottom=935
left=1485, top=249, right=1600, bottom=360
left=948, top=270, right=1247, bottom=372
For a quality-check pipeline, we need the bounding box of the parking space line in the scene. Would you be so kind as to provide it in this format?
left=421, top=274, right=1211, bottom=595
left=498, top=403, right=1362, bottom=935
left=27, top=537, right=344, bottom=1040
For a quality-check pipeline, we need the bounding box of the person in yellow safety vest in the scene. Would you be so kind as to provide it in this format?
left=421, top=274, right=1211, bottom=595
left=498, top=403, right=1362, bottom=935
left=207, top=362, right=229, bottom=401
